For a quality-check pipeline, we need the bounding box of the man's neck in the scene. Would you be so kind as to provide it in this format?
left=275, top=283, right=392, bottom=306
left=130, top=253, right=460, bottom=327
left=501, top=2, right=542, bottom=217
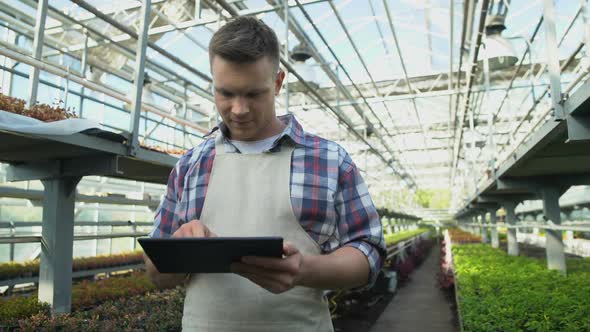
left=265, top=117, right=287, bottom=138
left=229, top=117, right=286, bottom=141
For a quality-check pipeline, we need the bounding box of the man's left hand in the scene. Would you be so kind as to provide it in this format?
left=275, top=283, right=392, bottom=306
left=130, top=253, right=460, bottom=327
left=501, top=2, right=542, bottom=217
left=231, top=242, right=306, bottom=294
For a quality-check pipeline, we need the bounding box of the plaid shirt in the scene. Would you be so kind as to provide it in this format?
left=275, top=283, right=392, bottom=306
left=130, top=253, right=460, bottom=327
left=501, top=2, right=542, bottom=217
left=150, top=114, right=386, bottom=286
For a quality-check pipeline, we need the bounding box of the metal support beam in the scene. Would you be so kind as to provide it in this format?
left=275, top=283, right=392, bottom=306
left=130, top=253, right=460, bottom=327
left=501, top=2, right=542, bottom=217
left=504, top=201, right=520, bottom=256
left=283, top=0, right=289, bottom=112
left=70, top=0, right=211, bottom=84
left=285, top=0, right=416, bottom=187
left=7, top=157, right=126, bottom=181
left=450, top=0, right=490, bottom=188
left=566, top=113, right=590, bottom=141
left=540, top=186, right=566, bottom=274
left=489, top=208, right=499, bottom=248
left=562, top=68, right=590, bottom=141
left=448, top=0, right=454, bottom=181
left=543, top=0, right=565, bottom=120
left=128, top=0, right=151, bottom=156
left=480, top=212, right=489, bottom=243
left=497, top=176, right=590, bottom=192
left=38, top=176, right=81, bottom=314
left=382, top=0, right=432, bottom=159
left=0, top=27, right=17, bottom=95
left=27, top=0, right=48, bottom=108
left=78, top=29, right=89, bottom=118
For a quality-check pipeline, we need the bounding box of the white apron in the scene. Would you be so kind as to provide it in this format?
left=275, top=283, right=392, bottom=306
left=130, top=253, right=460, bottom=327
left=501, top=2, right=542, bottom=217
left=182, top=136, right=334, bottom=332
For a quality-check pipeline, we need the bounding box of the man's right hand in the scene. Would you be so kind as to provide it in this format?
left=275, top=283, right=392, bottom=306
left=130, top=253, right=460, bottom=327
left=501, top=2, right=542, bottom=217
left=171, top=219, right=215, bottom=238
left=145, top=219, right=215, bottom=289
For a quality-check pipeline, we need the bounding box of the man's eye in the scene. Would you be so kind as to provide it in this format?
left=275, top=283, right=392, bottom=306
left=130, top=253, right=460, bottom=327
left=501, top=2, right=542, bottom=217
left=246, top=93, right=259, bottom=98
left=220, top=91, right=233, bottom=98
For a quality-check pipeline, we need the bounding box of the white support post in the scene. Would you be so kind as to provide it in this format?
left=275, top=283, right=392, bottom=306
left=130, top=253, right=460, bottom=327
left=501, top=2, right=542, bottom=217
left=39, top=177, right=81, bottom=314
left=543, top=0, right=565, bottom=119
left=128, top=0, right=152, bottom=156
left=481, top=212, right=489, bottom=243
left=504, top=201, right=520, bottom=256
left=540, top=187, right=566, bottom=274
left=27, top=0, right=49, bottom=108
left=490, top=209, right=499, bottom=248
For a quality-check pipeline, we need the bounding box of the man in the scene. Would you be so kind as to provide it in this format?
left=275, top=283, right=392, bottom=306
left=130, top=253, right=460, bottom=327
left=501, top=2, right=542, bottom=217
left=145, top=16, right=385, bottom=332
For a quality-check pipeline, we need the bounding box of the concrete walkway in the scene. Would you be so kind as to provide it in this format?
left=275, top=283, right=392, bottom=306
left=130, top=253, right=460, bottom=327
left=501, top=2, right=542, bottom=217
left=370, top=245, right=458, bottom=332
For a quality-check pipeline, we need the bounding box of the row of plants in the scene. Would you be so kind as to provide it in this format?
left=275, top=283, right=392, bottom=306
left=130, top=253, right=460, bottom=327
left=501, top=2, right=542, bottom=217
left=438, top=230, right=456, bottom=289
left=0, top=92, right=185, bottom=157
left=376, top=208, right=418, bottom=221
left=2, top=237, right=437, bottom=330
left=330, top=234, right=435, bottom=324
left=387, top=237, right=434, bottom=282
left=1, top=286, right=184, bottom=331
left=448, top=228, right=482, bottom=244
left=0, top=271, right=158, bottom=327
left=384, top=228, right=429, bottom=246
left=1, top=236, right=438, bottom=331
left=0, top=92, right=76, bottom=122
left=140, top=144, right=187, bottom=156
left=0, top=251, right=144, bottom=281
left=452, top=244, right=590, bottom=332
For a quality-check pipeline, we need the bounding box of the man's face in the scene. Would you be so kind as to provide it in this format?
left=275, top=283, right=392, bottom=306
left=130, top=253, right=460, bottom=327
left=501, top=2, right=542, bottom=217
left=211, top=56, right=284, bottom=141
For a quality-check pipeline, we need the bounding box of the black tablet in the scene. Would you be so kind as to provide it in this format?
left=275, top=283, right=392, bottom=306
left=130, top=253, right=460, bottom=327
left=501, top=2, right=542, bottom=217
left=138, top=237, right=283, bottom=273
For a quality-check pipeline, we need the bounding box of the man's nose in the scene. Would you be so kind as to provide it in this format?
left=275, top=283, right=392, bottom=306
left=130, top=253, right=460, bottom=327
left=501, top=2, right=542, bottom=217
left=231, top=97, right=249, bottom=116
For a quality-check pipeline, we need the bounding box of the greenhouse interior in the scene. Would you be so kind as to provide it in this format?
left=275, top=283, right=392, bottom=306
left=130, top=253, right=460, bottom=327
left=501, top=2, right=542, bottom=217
left=0, top=0, right=589, bottom=331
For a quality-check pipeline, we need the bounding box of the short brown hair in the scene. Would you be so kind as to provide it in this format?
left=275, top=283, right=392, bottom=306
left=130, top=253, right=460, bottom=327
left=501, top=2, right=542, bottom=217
left=209, top=16, right=280, bottom=73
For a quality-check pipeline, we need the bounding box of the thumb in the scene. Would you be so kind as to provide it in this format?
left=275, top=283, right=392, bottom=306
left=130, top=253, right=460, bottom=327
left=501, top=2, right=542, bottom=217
left=283, top=241, right=299, bottom=257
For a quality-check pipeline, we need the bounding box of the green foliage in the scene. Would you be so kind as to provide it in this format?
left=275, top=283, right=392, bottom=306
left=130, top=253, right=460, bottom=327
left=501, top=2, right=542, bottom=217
left=0, top=251, right=144, bottom=280
left=1, top=271, right=163, bottom=327
left=0, top=296, right=49, bottom=327
left=453, top=244, right=590, bottom=332
left=15, top=287, right=185, bottom=331
left=72, top=272, right=156, bottom=309
left=384, top=228, right=429, bottom=245
left=415, top=188, right=451, bottom=209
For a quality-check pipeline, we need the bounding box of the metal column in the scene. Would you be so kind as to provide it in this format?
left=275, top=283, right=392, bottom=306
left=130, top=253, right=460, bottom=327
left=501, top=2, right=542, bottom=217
left=489, top=209, right=499, bottom=248
left=128, top=0, right=152, bottom=156
left=78, top=30, right=89, bottom=118
left=0, top=28, right=17, bottom=93
left=543, top=0, right=565, bottom=119
left=480, top=212, right=489, bottom=243
left=283, top=0, right=289, bottom=112
left=38, top=177, right=81, bottom=314
left=504, top=201, right=520, bottom=256
left=540, top=187, right=566, bottom=274
left=27, top=0, right=49, bottom=108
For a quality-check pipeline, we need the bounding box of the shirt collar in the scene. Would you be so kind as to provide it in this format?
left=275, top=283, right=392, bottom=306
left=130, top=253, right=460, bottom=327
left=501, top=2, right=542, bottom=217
left=205, top=113, right=312, bottom=149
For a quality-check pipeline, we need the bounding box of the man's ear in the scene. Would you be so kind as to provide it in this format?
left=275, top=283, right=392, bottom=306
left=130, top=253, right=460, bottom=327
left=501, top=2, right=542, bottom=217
left=275, top=70, right=286, bottom=96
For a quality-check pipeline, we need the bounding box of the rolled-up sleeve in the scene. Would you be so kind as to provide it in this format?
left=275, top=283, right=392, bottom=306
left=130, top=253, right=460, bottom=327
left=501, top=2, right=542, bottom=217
left=150, top=165, right=181, bottom=238
left=150, top=146, right=198, bottom=238
left=334, top=155, right=386, bottom=288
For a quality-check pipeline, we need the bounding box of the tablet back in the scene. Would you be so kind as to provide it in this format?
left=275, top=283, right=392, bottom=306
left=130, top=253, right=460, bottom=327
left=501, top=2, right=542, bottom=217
left=139, top=237, right=283, bottom=273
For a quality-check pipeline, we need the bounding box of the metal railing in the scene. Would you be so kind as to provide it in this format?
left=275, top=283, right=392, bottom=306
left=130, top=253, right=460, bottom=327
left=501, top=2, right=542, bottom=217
left=461, top=222, right=590, bottom=232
